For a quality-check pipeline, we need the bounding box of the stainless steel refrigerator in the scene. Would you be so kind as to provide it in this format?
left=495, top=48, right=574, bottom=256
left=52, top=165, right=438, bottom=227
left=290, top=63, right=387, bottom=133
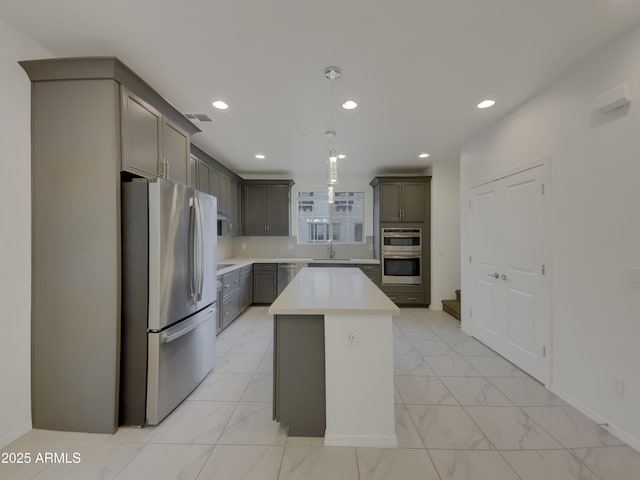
left=120, top=178, right=217, bottom=426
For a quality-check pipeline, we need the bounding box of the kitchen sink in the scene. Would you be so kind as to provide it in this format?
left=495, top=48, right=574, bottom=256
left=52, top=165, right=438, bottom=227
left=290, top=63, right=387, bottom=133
left=311, top=258, right=352, bottom=261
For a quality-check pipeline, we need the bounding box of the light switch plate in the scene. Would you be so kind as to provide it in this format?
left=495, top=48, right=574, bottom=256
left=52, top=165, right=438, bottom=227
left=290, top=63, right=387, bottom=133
left=627, top=267, right=640, bottom=289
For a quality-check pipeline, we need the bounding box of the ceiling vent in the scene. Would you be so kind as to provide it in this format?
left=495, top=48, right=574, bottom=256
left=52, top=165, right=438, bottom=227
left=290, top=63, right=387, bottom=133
left=184, top=113, right=213, bottom=122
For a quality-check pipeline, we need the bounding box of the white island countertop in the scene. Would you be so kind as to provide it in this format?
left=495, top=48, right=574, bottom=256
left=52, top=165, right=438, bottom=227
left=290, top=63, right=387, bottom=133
left=269, top=267, right=399, bottom=316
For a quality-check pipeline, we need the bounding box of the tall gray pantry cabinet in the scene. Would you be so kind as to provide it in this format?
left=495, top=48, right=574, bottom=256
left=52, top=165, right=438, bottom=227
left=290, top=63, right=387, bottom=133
left=21, top=57, right=200, bottom=434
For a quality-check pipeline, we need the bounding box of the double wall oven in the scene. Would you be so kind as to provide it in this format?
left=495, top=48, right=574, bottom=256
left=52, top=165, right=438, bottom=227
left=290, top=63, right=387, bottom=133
left=381, top=228, right=422, bottom=285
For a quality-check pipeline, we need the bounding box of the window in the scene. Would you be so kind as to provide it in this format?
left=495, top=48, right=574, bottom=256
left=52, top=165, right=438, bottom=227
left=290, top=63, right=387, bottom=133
left=298, top=191, right=365, bottom=244
left=309, top=223, right=329, bottom=242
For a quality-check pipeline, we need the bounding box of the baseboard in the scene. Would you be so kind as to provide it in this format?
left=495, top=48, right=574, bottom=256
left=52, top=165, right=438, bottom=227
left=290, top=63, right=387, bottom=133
left=0, top=421, right=32, bottom=449
left=548, top=384, right=640, bottom=453
left=429, top=303, right=443, bottom=311
left=324, top=433, right=398, bottom=448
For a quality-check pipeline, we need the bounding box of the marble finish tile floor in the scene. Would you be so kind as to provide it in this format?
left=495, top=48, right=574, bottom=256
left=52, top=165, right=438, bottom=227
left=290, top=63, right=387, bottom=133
left=2, top=306, right=639, bottom=480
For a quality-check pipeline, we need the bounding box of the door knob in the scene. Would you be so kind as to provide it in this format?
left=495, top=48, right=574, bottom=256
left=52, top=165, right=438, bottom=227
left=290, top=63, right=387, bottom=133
left=501, top=274, right=508, bottom=280
left=486, top=273, right=499, bottom=278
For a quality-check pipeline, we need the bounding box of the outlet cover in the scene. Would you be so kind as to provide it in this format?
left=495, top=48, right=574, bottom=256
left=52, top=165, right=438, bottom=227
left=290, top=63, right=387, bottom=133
left=288, top=243, right=294, bottom=251
left=241, top=243, right=247, bottom=250
left=345, top=329, right=358, bottom=348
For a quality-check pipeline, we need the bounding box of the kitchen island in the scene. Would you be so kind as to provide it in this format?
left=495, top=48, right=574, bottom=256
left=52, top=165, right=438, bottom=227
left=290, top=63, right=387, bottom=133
left=268, top=267, right=399, bottom=447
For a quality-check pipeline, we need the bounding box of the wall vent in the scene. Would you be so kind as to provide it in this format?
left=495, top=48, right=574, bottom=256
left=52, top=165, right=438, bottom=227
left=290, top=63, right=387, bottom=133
left=184, top=113, right=213, bottom=122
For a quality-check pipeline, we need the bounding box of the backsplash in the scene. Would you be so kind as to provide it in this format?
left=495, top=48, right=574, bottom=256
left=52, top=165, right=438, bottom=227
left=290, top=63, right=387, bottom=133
left=217, top=236, right=233, bottom=260
left=224, top=235, right=375, bottom=260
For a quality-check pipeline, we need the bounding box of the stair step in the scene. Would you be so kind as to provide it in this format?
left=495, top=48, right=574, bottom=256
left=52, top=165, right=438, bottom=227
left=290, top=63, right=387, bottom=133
left=442, top=299, right=461, bottom=321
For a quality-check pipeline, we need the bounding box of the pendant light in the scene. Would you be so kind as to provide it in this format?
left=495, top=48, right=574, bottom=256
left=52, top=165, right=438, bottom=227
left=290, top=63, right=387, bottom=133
left=324, top=66, right=343, bottom=200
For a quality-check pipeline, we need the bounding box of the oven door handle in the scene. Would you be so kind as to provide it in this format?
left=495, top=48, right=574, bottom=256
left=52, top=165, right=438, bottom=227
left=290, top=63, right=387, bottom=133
left=383, top=234, right=421, bottom=238
left=383, top=255, right=421, bottom=259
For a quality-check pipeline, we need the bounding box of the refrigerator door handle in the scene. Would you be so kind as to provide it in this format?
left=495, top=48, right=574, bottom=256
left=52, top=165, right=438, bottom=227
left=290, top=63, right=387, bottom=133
left=196, top=198, right=205, bottom=301
left=187, top=197, right=197, bottom=305
left=160, top=311, right=211, bottom=344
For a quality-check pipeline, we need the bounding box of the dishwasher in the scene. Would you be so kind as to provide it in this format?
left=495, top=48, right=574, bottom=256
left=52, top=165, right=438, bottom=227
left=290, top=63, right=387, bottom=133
left=277, top=263, right=308, bottom=295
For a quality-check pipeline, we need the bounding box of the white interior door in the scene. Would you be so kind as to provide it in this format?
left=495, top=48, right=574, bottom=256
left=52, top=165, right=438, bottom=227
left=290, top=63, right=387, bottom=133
left=469, top=165, right=550, bottom=384
left=470, top=183, right=502, bottom=348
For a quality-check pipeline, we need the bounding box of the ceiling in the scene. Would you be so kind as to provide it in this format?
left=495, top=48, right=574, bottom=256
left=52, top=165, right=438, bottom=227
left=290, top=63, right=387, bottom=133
left=2, top=1, right=640, bottom=178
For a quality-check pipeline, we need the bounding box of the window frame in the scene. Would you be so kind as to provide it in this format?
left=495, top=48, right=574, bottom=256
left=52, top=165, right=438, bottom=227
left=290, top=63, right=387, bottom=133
left=296, top=190, right=365, bottom=245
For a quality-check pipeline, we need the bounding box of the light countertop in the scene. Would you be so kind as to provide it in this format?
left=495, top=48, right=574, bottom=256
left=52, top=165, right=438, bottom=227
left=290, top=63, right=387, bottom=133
left=216, top=257, right=379, bottom=275
left=268, top=267, right=399, bottom=315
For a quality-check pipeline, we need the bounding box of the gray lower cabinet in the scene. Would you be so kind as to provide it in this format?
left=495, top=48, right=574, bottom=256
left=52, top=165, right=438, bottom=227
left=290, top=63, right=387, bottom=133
left=253, top=263, right=277, bottom=304
left=221, top=270, right=240, bottom=331
left=239, top=266, right=253, bottom=311
left=217, top=266, right=253, bottom=334
left=357, top=264, right=380, bottom=285
left=382, top=291, right=425, bottom=305
left=306, top=263, right=380, bottom=286
left=273, top=314, right=326, bottom=436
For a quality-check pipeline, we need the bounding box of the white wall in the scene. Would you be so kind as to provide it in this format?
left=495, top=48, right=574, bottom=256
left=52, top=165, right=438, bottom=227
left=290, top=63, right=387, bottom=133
left=430, top=160, right=460, bottom=309
left=460, top=25, right=640, bottom=449
left=0, top=20, right=52, bottom=447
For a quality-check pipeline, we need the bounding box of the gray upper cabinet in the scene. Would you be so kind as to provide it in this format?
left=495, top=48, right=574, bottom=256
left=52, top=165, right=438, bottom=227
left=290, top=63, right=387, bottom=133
left=371, top=177, right=427, bottom=222
left=229, top=179, right=241, bottom=236
left=162, top=120, right=189, bottom=185
left=243, top=181, right=294, bottom=236
left=187, top=154, right=198, bottom=188
left=197, top=160, right=210, bottom=193
left=121, top=88, right=162, bottom=178
left=266, top=185, right=290, bottom=236
left=209, top=168, right=220, bottom=200
left=219, top=174, right=230, bottom=215
left=122, top=87, right=190, bottom=184
left=190, top=145, right=244, bottom=236
left=379, top=182, right=401, bottom=222
left=400, top=181, right=425, bottom=221
left=244, top=184, right=267, bottom=235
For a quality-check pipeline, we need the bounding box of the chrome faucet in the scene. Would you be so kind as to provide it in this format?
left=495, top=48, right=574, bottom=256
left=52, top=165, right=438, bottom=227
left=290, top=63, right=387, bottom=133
left=327, top=239, right=336, bottom=259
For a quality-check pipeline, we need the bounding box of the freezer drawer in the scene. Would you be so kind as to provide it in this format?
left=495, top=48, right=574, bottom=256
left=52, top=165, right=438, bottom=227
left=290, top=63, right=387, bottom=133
left=146, top=304, right=216, bottom=425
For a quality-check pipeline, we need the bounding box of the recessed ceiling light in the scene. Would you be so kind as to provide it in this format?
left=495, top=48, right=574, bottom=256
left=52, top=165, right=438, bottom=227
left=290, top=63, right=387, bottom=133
left=477, top=99, right=495, bottom=109
left=342, top=100, right=358, bottom=110
left=419, top=153, right=430, bottom=158
left=212, top=100, right=229, bottom=110
left=338, top=154, right=346, bottom=159
left=255, top=154, right=265, bottom=159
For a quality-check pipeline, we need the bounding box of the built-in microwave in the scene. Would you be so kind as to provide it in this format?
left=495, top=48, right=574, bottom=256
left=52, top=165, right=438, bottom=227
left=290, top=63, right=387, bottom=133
left=382, top=228, right=421, bottom=253
left=381, top=228, right=422, bottom=285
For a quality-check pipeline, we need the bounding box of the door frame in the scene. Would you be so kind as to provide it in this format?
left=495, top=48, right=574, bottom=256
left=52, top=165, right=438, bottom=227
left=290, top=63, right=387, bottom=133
left=467, top=158, right=552, bottom=385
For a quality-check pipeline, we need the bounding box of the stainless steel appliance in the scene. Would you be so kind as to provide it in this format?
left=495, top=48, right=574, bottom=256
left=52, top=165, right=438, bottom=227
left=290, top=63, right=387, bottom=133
left=277, top=263, right=309, bottom=295
left=381, top=228, right=422, bottom=285
left=120, top=178, right=217, bottom=426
